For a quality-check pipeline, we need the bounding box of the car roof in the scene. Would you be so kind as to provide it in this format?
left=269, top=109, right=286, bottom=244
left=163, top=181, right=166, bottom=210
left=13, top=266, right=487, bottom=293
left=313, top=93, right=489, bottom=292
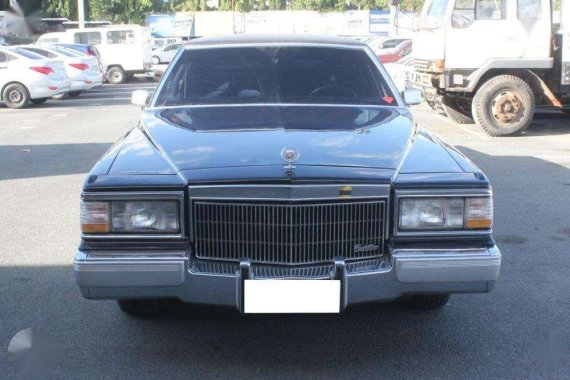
left=186, top=34, right=367, bottom=47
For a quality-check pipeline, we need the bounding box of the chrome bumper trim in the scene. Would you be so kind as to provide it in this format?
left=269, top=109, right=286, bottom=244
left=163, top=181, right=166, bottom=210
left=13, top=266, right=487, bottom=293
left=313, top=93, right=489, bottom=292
left=74, top=252, right=187, bottom=287
left=75, top=246, right=501, bottom=304
left=393, top=247, right=501, bottom=283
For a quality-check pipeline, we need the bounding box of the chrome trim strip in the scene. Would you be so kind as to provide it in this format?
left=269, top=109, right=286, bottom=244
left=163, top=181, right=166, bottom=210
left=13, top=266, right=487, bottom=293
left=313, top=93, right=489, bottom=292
left=81, top=191, right=186, bottom=240
left=393, top=188, right=493, bottom=238
left=188, top=184, right=390, bottom=200
left=74, top=253, right=187, bottom=287
left=393, top=246, right=501, bottom=283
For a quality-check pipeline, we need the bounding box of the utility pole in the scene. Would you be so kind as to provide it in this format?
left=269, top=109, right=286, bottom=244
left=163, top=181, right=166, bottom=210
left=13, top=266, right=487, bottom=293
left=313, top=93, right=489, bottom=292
left=78, top=0, right=85, bottom=29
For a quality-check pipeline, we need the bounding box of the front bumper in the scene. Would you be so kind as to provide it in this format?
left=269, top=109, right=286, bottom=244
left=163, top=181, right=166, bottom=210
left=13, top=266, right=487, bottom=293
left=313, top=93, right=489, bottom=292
left=75, top=246, right=501, bottom=309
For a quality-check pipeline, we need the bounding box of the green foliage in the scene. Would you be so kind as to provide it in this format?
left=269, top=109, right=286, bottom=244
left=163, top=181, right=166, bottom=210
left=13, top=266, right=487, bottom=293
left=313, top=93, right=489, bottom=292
left=40, top=0, right=426, bottom=22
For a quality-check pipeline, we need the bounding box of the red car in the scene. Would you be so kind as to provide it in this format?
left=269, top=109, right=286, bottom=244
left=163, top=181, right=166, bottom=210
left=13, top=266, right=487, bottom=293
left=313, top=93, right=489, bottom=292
left=374, top=39, right=412, bottom=64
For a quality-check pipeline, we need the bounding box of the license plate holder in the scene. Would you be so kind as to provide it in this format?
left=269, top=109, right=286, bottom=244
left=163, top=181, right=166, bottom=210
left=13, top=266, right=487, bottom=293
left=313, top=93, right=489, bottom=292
left=244, top=279, right=341, bottom=314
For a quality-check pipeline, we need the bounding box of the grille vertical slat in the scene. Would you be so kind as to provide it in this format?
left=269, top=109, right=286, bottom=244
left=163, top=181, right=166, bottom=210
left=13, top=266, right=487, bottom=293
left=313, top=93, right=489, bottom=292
left=193, top=200, right=385, bottom=265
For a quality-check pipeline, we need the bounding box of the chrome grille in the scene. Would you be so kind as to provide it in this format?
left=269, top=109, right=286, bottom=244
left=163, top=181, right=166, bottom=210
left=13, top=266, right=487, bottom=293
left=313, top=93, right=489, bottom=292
left=192, top=200, right=385, bottom=265
left=190, top=258, right=388, bottom=278
left=413, top=59, right=430, bottom=71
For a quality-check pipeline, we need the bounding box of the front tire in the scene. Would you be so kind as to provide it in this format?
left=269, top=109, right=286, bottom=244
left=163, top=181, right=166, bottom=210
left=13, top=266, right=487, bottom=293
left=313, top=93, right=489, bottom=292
left=117, top=299, right=167, bottom=318
left=472, top=75, right=535, bottom=136
left=403, top=294, right=450, bottom=310
left=107, top=66, right=126, bottom=84
left=30, top=97, right=48, bottom=105
left=442, top=96, right=473, bottom=124
left=2, top=83, right=30, bottom=109
left=152, top=56, right=160, bottom=65
left=67, top=91, right=83, bottom=98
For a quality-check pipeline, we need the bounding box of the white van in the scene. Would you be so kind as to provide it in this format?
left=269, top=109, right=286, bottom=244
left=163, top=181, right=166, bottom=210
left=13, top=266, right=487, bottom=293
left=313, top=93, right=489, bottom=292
left=37, top=25, right=152, bottom=84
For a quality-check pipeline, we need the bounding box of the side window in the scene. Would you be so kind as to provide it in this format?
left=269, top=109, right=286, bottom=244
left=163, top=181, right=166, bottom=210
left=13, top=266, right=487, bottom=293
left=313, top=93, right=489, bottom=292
left=518, top=0, right=541, bottom=19
left=106, top=30, right=135, bottom=45
left=476, top=0, right=506, bottom=20
left=74, top=32, right=101, bottom=45
left=453, top=0, right=506, bottom=27
left=452, top=0, right=475, bottom=27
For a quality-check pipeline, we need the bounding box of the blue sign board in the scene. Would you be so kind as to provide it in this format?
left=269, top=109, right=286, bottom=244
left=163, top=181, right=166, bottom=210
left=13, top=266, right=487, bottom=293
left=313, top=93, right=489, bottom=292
left=369, top=10, right=391, bottom=36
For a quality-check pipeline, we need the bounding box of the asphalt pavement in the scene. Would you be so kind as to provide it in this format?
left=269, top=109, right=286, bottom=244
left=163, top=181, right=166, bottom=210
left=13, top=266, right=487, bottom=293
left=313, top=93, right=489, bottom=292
left=0, top=83, right=569, bottom=379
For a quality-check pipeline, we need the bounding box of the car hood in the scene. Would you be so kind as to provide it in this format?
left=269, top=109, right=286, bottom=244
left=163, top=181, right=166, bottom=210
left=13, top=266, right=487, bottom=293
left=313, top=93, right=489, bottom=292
left=138, top=105, right=415, bottom=172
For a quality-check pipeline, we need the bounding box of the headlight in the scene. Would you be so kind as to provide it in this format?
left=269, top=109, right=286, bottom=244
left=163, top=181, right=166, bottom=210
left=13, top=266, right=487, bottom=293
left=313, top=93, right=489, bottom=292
left=81, top=200, right=180, bottom=234
left=399, top=197, right=492, bottom=231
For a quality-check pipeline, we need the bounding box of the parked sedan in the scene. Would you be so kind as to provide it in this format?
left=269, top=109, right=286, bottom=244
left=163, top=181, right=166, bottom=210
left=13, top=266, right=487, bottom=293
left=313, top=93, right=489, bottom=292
left=372, top=38, right=412, bottom=64
left=17, top=45, right=102, bottom=97
left=0, top=46, right=69, bottom=108
left=42, top=43, right=106, bottom=79
left=76, top=35, right=500, bottom=317
left=151, top=43, right=182, bottom=65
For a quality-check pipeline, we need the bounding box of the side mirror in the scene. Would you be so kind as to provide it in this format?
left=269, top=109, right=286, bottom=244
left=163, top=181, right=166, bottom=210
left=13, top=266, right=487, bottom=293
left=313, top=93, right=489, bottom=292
left=131, top=90, right=151, bottom=108
left=402, top=88, right=422, bottom=106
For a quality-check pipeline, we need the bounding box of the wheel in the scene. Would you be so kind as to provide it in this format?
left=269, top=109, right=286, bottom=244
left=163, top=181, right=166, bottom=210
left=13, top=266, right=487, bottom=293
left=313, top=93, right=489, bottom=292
left=117, top=299, right=167, bottom=318
left=2, top=83, right=30, bottom=109
left=442, top=96, right=473, bottom=124
left=403, top=294, right=450, bottom=310
left=67, top=91, right=82, bottom=98
left=30, top=97, right=48, bottom=105
left=472, top=75, right=535, bottom=136
left=107, top=66, right=126, bottom=84
left=152, top=56, right=160, bottom=65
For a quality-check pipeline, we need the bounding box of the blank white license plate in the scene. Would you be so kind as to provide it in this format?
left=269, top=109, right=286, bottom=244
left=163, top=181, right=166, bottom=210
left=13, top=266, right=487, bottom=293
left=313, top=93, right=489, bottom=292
left=244, top=279, right=341, bottom=314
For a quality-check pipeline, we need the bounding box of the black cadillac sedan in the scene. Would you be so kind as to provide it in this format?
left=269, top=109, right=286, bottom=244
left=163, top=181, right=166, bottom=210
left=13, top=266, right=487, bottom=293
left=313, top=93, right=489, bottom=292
left=76, top=35, right=501, bottom=317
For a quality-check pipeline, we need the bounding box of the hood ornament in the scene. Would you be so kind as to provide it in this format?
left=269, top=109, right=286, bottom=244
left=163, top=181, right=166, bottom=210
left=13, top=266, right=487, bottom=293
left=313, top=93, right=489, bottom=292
left=281, top=147, right=300, bottom=169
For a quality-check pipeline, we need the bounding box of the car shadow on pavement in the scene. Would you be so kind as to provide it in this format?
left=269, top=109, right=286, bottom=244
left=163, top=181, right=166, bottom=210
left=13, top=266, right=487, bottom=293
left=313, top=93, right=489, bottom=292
left=0, top=143, right=112, bottom=181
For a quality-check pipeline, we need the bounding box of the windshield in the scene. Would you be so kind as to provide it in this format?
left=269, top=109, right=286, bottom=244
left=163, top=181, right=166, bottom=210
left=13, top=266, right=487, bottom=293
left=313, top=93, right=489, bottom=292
left=154, top=46, right=396, bottom=107
left=419, top=0, right=450, bottom=29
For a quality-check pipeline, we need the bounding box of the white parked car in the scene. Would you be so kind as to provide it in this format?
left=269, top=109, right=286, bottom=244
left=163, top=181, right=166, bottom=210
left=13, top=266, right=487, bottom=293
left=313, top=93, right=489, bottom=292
left=0, top=46, right=69, bottom=108
left=17, top=45, right=102, bottom=97
left=151, top=43, right=183, bottom=65
left=37, top=25, right=153, bottom=84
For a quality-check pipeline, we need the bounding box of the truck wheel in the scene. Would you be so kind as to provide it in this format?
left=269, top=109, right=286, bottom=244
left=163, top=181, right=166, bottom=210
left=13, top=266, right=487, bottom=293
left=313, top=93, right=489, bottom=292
left=107, top=66, right=126, bottom=84
left=403, top=294, right=450, bottom=310
left=442, top=96, right=473, bottom=124
left=117, top=299, right=167, bottom=318
left=2, top=83, right=30, bottom=109
left=472, top=75, right=534, bottom=136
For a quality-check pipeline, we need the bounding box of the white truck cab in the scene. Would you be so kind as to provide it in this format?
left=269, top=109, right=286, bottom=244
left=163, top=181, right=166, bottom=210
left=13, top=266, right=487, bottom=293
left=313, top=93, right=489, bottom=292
left=410, top=0, right=570, bottom=136
left=38, top=25, right=152, bottom=84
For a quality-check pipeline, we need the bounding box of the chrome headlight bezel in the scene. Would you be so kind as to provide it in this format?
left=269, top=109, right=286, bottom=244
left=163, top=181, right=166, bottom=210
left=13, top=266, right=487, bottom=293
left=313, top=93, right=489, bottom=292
left=394, top=189, right=493, bottom=237
left=81, top=191, right=185, bottom=239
